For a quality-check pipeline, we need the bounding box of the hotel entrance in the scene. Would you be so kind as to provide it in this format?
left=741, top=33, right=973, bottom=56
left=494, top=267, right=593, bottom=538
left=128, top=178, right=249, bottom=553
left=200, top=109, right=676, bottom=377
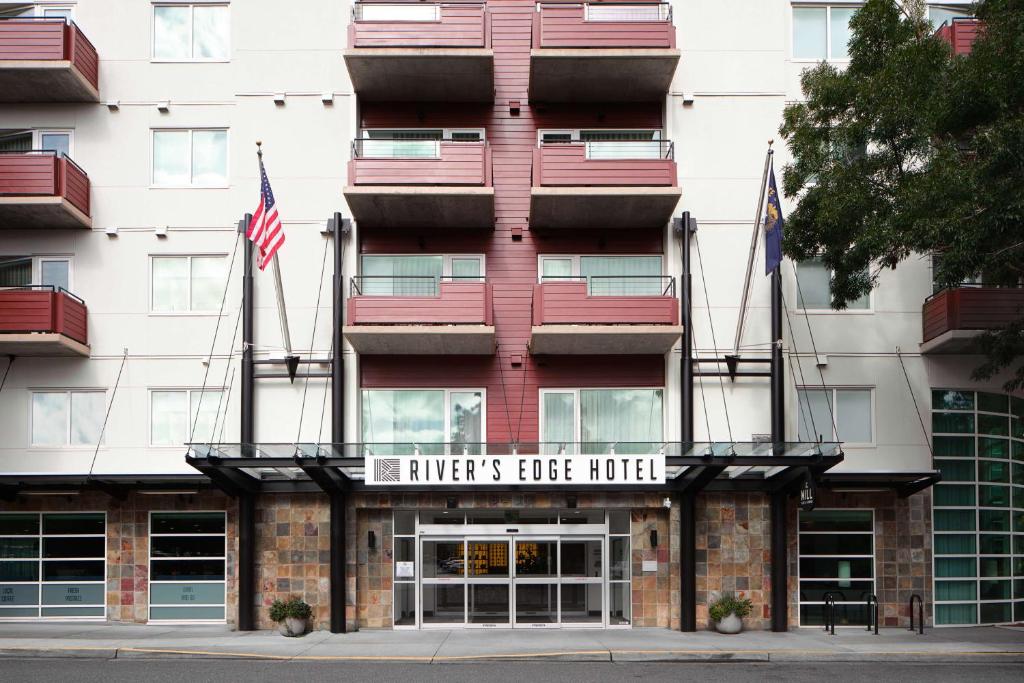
left=395, top=509, right=631, bottom=629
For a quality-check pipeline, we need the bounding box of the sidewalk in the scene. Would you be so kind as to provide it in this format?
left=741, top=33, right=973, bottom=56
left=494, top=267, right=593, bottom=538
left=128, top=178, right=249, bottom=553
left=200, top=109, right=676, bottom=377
left=0, top=623, right=1022, bottom=663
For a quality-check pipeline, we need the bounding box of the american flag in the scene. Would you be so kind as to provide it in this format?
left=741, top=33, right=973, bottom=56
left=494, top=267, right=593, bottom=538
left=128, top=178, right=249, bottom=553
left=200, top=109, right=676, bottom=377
left=247, top=157, right=285, bottom=270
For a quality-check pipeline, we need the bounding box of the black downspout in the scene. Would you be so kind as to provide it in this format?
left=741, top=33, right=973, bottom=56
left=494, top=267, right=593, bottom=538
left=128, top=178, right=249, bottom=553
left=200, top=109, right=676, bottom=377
left=329, top=212, right=347, bottom=634
left=679, top=211, right=697, bottom=632
left=238, top=214, right=256, bottom=632
left=769, top=265, right=788, bottom=632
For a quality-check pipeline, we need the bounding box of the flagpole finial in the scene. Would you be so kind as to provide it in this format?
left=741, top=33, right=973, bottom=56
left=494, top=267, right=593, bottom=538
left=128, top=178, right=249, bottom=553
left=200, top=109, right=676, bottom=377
left=768, top=139, right=774, bottom=149
left=256, top=140, right=263, bottom=159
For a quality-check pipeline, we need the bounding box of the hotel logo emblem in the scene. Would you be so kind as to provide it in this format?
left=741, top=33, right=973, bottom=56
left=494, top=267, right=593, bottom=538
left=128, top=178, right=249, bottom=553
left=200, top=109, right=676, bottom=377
left=375, top=458, right=401, bottom=483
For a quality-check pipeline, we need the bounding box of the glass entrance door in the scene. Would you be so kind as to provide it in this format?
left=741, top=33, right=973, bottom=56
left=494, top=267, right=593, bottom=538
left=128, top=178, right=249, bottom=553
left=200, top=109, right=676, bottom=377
left=466, top=538, right=510, bottom=627
left=513, top=537, right=558, bottom=627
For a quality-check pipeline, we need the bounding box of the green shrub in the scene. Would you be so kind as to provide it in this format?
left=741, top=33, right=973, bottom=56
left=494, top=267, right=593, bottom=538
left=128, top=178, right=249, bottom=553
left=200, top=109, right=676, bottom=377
left=708, top=593, right=753, bottom=622
left=268, top=596, right=312, bottom=622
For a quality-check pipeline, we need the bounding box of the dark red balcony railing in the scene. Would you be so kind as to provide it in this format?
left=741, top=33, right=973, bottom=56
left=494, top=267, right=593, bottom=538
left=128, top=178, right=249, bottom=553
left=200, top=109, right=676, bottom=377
left=0, top=17, right=99, bottom=93
left=348, top=277, right=494, bottom=325
left=923, top=286, right=1024, bottom=343
left=532, top=277, right=679, bottom=326
left=935, top=17, right=981, bottom=55
left=0, top=286, right=88, bottom=345
left=533, top=2, right=675, bottom=48
left=349, top=2, right=489, bottom=48
left=349, top=139, right=492, bottom=186
left=533, top=140, right=676, bottom=187
left=0, top=150, right=91, bottom=218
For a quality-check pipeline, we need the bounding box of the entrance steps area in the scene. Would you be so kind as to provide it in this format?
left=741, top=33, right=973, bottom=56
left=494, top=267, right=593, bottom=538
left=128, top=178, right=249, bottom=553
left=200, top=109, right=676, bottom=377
left=0, top=623, right=1021, bottom=663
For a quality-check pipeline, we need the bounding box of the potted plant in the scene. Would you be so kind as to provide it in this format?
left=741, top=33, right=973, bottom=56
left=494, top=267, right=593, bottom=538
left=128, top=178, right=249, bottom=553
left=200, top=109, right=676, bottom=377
left=269, top=596, right=313, bottom=637
left=708, top=593, right=753, bottom=634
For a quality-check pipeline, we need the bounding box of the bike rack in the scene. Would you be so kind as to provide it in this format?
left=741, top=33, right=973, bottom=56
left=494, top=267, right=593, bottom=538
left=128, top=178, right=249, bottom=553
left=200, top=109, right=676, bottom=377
left=823, top=592, right=837, bottom=636
left=865, top=594, right=879, bottom=635
left=909, top=593, right=925, bottom=635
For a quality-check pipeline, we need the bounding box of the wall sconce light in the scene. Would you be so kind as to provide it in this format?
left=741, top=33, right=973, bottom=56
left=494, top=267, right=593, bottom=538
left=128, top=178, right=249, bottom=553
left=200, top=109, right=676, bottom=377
left=566, top=496, right=577, bottom=509
left=446, top=496, right=457, bottom=509
left=368, top=530, right=376, bottom=550
left=649, top=529, right=659, bottom=548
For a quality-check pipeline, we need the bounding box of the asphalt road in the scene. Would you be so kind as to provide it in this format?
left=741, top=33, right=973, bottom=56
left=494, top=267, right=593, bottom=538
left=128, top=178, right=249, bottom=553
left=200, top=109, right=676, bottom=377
left=3, top=659, right=1022, bottom=682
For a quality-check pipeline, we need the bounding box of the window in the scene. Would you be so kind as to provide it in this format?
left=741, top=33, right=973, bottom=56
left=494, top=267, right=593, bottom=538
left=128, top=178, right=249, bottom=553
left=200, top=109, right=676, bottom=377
left=796, top=257, right=870, bottom=310
left=931, top=390, right=1024, bottom=626
left=0, top=513, right=106, bottom=619
left=798, top=509, right=874, bottom=626
left=151, top=255, right=225, bottom=313
left=153, top=4, right=229, bottom=60
left=792, top=4, right=858, bottom=60
left=0, top=256, right=70, bottom=290
left=0, top=129, right=72, bottom=157
left=929, top=4, right=972, bottom=30
left=356, top=3, right=440, bottom=21
left=358, top=129, right=484, bottom=159
left=539, top=129, right=665, bottom=160
left=358, top=254, right=484, bottom=296
left=150, top=389, right=223, bottom=446
left=152, top=129, right=228, bottom=187
left=30, top=390, right=105, bottom=447
left=797, top=387, right=873, bottom=444
left=361, top=389, right=485, bottom=455
left=539, top=255, right=664, bottom=296
left=149, top=512, right=226, bottom=622
left=586, top=4, right=669, bottom=22
left=393, top=510, right=416, bottom=628
left=0, top=4, right=73, bottom=20
left=540, top=388, right=664, bottom=454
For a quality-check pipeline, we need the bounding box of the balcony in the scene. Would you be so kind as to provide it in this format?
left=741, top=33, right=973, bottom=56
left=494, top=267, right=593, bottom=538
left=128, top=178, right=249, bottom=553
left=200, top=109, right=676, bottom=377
left=936, top=17, right=981, bottom=55
left=344, top=138, right=494, bottom=229
left=921, top=286, right=1024, bottom=354
left=344, top=277, right=496, bottom=354
left=530, top=277, right=682, bottom=354
left=530, top=3, right=679, bottom=102
left=344, top=2, right=494, bottom=102
left=0, top=286, right=89, bottom=357
left=530, top=140, right=680, bottom=229
left=0, top=18, right=99, bottom=102
left=0, top=151, right=91, bottom=229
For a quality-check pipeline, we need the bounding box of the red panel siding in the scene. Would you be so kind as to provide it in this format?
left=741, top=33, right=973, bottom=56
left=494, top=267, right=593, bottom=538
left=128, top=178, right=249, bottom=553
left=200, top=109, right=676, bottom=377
left=349, top=3, right=489, bottom=48
left=356, top=1, right=667, bottom=444
left=68, top=21, right=99, bottom=90
left=0, top=289, right=88, bottom=345
left=349, top=282, right=493, bottom=325
left=0, top=19, right=65, bottom=60
left=532, top=282, right=678, bottom=325
left=533, top=142, right=676, bottom=186
left=0, top=153, right=57, bottom=195
left=59, top=157, right=90, bottom=216
left=534, top=4, right=675, bottom=49
left=922, top=287, right=1024, bottom=342
left=349, top=142, right=491, bottom=186
left=936, top=18, right=981, bottom=55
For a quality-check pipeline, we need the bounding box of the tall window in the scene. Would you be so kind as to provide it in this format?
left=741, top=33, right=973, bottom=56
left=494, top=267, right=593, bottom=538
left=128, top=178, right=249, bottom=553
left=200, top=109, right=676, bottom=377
left=539, top=255, right=664, bottom=296
left=151, top=256, right=225, bottom=313
left=153, top=4, right=229, bottom=60
left=30, top=390, right=105, bottom=447
left=361, top=389, right=485, bottom=455
left=149, top=512, right=226, bottom=622
left=796, top=387, right=873, bottom=444
left=932, top=390, right=1024, bottom=625
left=151, top=389, right=223, bottom=446
left=0, top=256, right=70, bottom=291
left=797, top=257, right=870, bottom=310
left=798, top=509, right=875, bottom=625
left=792, top=4, right=858, bottom=60
left=152, top=129, right=228, bottom=187
left=358, top=255, right=484, bottom=296
left=540, top=388, right=663, bottom=454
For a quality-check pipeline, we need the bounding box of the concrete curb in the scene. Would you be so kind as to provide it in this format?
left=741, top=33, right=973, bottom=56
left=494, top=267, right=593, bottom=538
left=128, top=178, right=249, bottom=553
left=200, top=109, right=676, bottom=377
left=0, top=646, right=118, bottom=659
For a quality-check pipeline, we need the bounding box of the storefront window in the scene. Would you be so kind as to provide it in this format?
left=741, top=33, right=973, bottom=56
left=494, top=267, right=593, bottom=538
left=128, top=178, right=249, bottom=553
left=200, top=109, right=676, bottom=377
left=149, top=512, right=226, bottom=621
left=798, top=509, right=875, bottom=626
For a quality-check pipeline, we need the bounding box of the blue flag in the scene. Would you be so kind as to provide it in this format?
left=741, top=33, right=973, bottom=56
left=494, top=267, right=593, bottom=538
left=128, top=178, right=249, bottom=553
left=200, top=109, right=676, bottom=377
left=764, top=163, right=784, bottom=275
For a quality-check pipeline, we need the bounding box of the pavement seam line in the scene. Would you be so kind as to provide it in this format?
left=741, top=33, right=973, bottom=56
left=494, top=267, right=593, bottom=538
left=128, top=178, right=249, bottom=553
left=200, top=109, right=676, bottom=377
left=430, top=629, right=452, bottom=664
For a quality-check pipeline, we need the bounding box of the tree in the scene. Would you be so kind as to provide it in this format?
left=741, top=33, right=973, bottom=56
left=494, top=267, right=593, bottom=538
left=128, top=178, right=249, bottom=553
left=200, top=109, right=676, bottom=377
left=779, top=0, right=1024, bottom=390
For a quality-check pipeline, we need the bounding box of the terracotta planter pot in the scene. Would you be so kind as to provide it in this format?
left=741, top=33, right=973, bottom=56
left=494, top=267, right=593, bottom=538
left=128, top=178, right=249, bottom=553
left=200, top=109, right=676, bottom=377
left=715, top=613, right=743, bottom=634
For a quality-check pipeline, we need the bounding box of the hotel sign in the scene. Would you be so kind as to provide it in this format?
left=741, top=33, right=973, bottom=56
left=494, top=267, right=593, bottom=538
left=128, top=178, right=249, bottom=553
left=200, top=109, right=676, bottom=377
left=367, top=454, right=665, bottom=486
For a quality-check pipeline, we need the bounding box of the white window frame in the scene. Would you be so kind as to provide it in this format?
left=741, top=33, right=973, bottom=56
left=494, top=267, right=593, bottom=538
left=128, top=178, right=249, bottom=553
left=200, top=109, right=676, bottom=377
left=359, top=388, right=487, bottom=446
left=797, top=508, right=875, bottom=628
left=790, top=3, right=862, bottom=63
left=149, top=254, right=227, bottom=315
left=538, top=387, right=667, bottom=447
left=355, top=3, right=441, bottom=23
left=29, top=389, right=107, bottom=448
left=358, top=129, right=485, bottom=160
left=150, top=128, right=229, bottom=188
left=795, top=386, right=875, bottom=447
left=0, top=255, right=73, bottom=290
left=795, top=257, right=874, bottom=314
left=359, top=254, right=486, bottom=279
left=151, top=2, right=231, bottom=63
left=34, top=130, right=73, bottom=156
left=927, top=2, right=974, bottom=29
left=536, top=254, right=664, bottom=282
left=9, top=3, right=75, bottom=20
left=147, top=510, right=227, bottom=624
left=537, top=128, right=664, bottom=160
left=148, top=387, right=225, bottom=447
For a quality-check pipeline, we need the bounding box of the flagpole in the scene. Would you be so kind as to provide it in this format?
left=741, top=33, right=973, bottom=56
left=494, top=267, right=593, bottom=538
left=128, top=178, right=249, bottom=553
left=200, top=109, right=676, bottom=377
left=733, top=141, right=774, bottom=355
left=256, top=141, right=293, bottom=356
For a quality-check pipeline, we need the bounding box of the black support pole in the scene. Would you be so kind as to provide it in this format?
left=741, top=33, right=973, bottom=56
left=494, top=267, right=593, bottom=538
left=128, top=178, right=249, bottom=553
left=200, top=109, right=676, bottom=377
left=679, top=211, right=697, bottom=632
left=329, top=211, right=347, bottom=634
left=769, top=265, right=788, bottom=632
left=238, top=213, right=256, bottom=632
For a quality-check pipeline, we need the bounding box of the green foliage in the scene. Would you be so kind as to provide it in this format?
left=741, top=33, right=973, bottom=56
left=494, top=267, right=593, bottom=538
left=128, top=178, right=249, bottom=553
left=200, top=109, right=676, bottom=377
left=708, top=593, right=754, bottom=622
left=780, top=0, right=1024, bottom=390
left=268, top=596, right=312, bottom=622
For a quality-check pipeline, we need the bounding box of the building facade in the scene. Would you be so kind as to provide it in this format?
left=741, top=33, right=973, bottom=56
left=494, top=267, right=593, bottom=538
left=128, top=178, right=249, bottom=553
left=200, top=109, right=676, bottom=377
left=0, top=0, right=1020, bottom=632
